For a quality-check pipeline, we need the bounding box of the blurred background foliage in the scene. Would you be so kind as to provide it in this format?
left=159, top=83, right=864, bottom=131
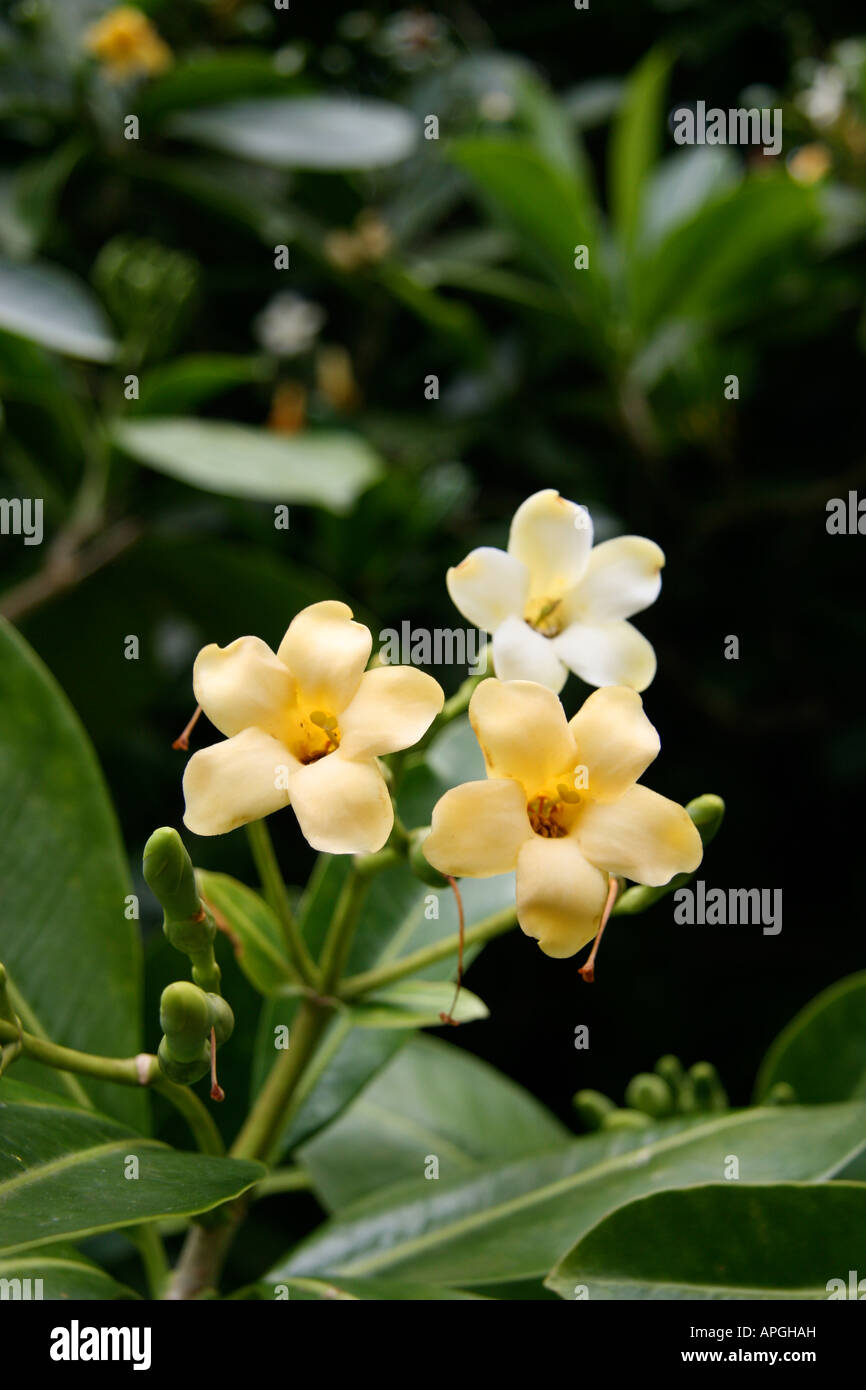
left=2, top=0, right=866, bottom=1282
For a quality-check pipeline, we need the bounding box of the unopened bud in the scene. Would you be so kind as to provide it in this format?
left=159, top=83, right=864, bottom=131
left=625, top=1072, right=674, bottom=1118
left=601, top=1108, right=652, bottom=1131
left=572, top=1089, right=616, bottom=1130
left=159, top=982, right=211, bottom=1063
left=690, top=1061, right=729, bottom=1112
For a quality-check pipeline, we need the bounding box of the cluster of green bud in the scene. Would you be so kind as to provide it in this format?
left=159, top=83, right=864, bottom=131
left=92, top=235, right=199, bottom=366
left=573, top=1055, right=730, bottom=1132
left=144, top=828, right=232, bottom=1088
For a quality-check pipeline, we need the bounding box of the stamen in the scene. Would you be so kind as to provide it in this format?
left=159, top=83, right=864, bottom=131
left=579, top=875, right=619, bottom=984
left=557, top=782, right=582, bottom=805
left=172, top=704, right=202, bottom=751
left=439, top=876, right=465, bottom=1027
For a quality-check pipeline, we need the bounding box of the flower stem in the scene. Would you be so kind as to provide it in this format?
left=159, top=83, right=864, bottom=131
left=246, top=820, right=320, bottom=988
left=130, top=1224, right=170, bottom=1298
left=338, top=905, right=516, bottom=1000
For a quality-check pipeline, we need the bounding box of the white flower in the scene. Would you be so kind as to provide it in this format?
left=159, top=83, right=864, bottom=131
left=254, top=293, right=325, bottom=358
left=446, top=489, right=664, bottom=693
left=182, top=601, right=443, bottom=853
left=797, top=65, right=846, bottom=127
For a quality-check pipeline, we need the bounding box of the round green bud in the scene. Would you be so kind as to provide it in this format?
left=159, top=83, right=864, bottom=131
left=601, top=1108, right=652, bottom=1131
left=408, top=828, right=450, bottom=889
left=159, top=981, right=211, bottom=1062
left=764, top=1082, right=797, bottom=1107
left=625, top=1072, right=674, bottom=1119
left=572, top=1089, right=616, bottom=1131
left=685, top=794, right=725, bottom=848
left=655, top=1054, right=696, bottom=1113
left=206, top=994, right=234, bottom=1047
left=143, top=827, right=200, bottom=922
left=690, top=1061, right=729, bottom=1112
left=158, top=1036, right=210, bottom=1085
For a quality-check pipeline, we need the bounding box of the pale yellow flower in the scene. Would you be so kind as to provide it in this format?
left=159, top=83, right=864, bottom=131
left=424, top=679, right=702, bottom=958
left=85, top=7, right=172, bottom=81
left=183, top=601, right=443, bottom=853
left=447, top=489, right=664, bottom=693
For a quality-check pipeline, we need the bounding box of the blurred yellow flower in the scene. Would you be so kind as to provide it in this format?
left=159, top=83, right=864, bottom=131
left=183, top=601, right=443, bottom=853
left=325, top=211, right=392, bottom=271
left=446, top=489, right=664, bottom=693
left=85, top=6, right=172, bottom=81
left=424, top=679, right=702, bottom=958
left=787, top=143, right=832, bottom=185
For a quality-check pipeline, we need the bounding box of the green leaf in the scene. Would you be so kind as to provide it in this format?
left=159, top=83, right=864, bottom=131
left=754, top=972, right=866, bottom=1105
left=111, top=418, right=381, bottom=514
left=253, top=1274, right=487, bottom=1301
left=0, top=621, right=144, bottom=1128
left=346, top=981, right=488, bottom=1030
left=545, top=1183, right=866, bottom=1300
left=0, top=258, right=116, bottom=362
left=168, top=97, right=417, bottom=170
left=196, top=870, right=295, bottom=999
left=141, top=52, right=305, bottom=120
left=299, top=1035, right=570, bottom=1210
left=271, top=1103, right=866, bottom=1292
left=0, top=1095, right=264, bottom=1256
left=0, top=1245, right=139, bottom=1300
left=132, top=354, right=272, bottom=416
left=609, top=48, right=670, bottom=246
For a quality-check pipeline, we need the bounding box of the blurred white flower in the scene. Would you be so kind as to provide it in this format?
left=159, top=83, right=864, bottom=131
left=254, top=293, right=325, bottom=358
left=797, top=65, right=846, bottom=128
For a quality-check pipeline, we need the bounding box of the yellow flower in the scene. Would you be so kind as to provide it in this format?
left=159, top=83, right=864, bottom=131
left=85, top=7, right=172, bottom=81
left=447, top=488, right=664, bottom=693
left=423, top=679, right=702, bottom=958
left=182, top=601, right=444, bottom=852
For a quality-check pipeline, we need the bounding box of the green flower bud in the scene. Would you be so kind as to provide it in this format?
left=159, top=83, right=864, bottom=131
left=601, top=1108, right=652, bottom=1131
left=654, top=1054, right=696, bottom=1113
left=764, top=1082, right=797, bottom=1106
left=684, top=794, right=725, bottom=848
left=144, top=827, right=201, bottom=924
left=690, top=1061, right=729, bottom=1112
left=625, top=1072, right=675, bottom=1119
left=206, top=994, right=234, bottom=1047
left=408, top=827, right=450, bottom=889
left=572, top=1089, right=616, bottom=1130
left=157, top=1036, right=210, bottom=1085
left=159, top=982, right=212, bottom=1063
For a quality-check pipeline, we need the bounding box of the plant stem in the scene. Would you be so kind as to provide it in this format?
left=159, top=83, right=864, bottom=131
left=246, top=820, right=320, bottom=987
left=0, top=1020, right=223, bottom=1156
left=251, top=1166, right=313, bottom=1199
left=131, top=1224, right=170, bottom=1298
left=338, top=905, right=517, bottom=1000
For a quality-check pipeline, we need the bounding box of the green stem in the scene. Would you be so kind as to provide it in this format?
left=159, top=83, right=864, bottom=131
left=131, top=1224, right=170, bottom=1298
left=252, top=1166, right=313, bottom=1199
left=0, top=1020, right=223, bottom=1156
left=339, top=906, right=517, bottom=1000
left=230, top=996, right=332, bottom=1164
left=317, top=866, right=370, bottom=993
left=246, top=820, right=320, bottom=988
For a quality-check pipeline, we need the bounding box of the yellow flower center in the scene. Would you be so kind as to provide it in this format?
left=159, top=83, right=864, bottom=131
left=291, top=709, right=341, bottom=765
left=526, top=780, right=584, bottom=838
left=524, top=596, right=564, bottom=638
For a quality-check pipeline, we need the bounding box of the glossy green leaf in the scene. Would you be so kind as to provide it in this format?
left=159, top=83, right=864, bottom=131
left=347, top=980, right=488, bottom=1030
left=299, top=1035, right=570, bottom=1210
left=111, top=418, right=381, bottom=514
left=196, top=870, right=295, bottom=998
left=168, top=96, right=417, bottom=170
left=272, top=1103, right=866, bottom=1291
left=141, top=52, right=304, bottom=120
left=754, top=972, right=866, bottom=1105
left=0, top=1244, right=139, bottom=1300
left=609, top=47, right=669, bottom=245
left=132, top=354, right=272, bottom=416
left=0, top=621, right=144, bottom=1128
left=253, top=1274, right=487, bottom=1301
left=546, top=1183, right=866, bottom=1300
left=0, top=1094, right=264, bottom=1256
left=0, top=258, right=116, bottom=361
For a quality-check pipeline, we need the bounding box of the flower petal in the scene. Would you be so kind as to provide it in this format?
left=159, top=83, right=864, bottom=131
left=277, top=600, right=371, bottom=713
left=576, top=784, right=703, bottom=885
left=446, top=546, right=528, bottom=632
left=192, top=636, right=295, bottom=739
left=340, top=665, right=444, bottom=759
left=569, top=686, right=660, bottom=804
left=287, top=753, right=392, bottom=854
left=469, top=678, right=577, bottom=789
left=568, top=535, right=664, bottom=622
left=183, top=727, right=295, bottom=836
left=516, top=836, right=608, bottom=958
left=507, top=489, right=593, bottom=600
left=424, top=779, right=530, bottom=877
left=553, top=618, right=656, bottom=691
left=491, top=616, right=567, bottom=693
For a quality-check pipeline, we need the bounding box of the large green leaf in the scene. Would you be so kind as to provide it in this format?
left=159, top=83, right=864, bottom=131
left=0, top=621, right=144, bottom=1127
left=546, top=1183, right=866, bottom=1300
left=0, top=1094, right=264, bottom=1256
left=271, top=1103, right=866, bottom=1292
left=196, top=870, right=295, bottom=999
left=168, top=96, right=417, bottom=170
left=0, top=1244, right=139, bottom=1300
left=111, top=418, right=381, bottom=514
left=0, top=258, right=116, bottom=361
left=754, top=972, right=866, bottom=1105
left=253, top=1274, right=487, bottom=1301
left=609, top=48, right=669, bottom=246
left=299, top=1035, right=570, bottom=1211
left=131, top=354, right=272, bottom=416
